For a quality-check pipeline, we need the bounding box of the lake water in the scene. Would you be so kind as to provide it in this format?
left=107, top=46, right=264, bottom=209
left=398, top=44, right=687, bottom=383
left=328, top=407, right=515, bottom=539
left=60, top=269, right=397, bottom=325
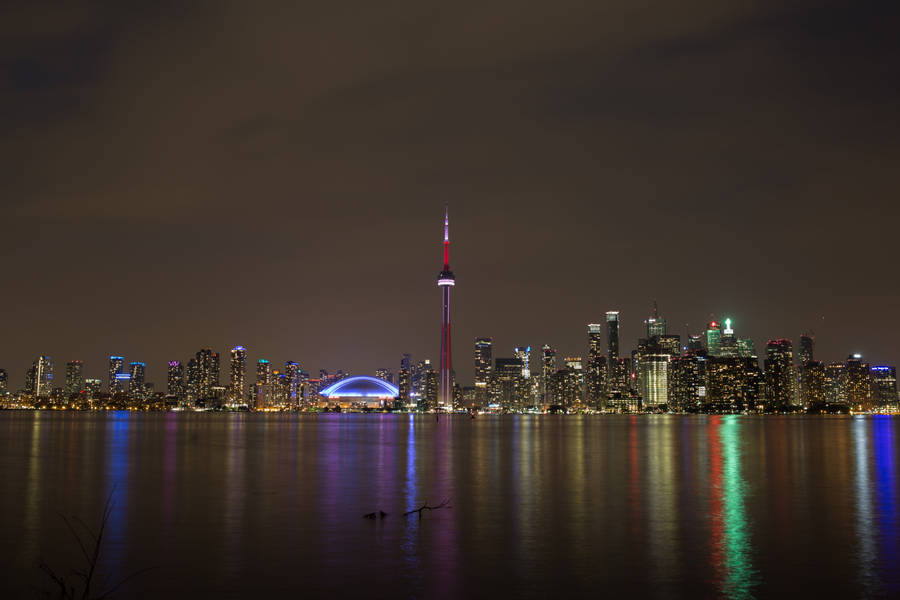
left=0, top=412, right=898, bottom=598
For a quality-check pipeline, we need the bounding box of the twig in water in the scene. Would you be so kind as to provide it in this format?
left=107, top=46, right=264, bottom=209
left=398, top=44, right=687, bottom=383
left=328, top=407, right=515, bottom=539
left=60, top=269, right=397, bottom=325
left=403, top=499, right=451, bottom=518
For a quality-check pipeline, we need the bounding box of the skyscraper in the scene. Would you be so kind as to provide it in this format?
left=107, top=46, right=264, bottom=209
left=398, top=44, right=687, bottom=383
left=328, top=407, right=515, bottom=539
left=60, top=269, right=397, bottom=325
left=606, top=311, right=620, bottom=361
left=129, top=362, right=146, bottom=400
left=255, top=359, right=271, bottom=409
left=638, top=353, right=669, bottom=409
left=541, top=345, right=557, bottom=405
left=644, top=302, right=666, bottom=338
left=375, top=368, right=393, bottom=383
left=194, top=347, right=219, bottom=404
left=513, top=346, right=531, bottom=379
left=871, top=366, right=898, bottom=408
left=65, top=360, right=84, bottom=398
left=230, top=346, right=247, bottom=404
left=798, top=334, right=814, bottom=365
left=706, top=321, right=722, bottom=357
left=0, top=369, right=7, bottom=395
left=27, top=356, right=54, bottom=398
left=764, top=339, right=795, bottom=410
left=474, top=338, right=493, bottom=408
left=587, top=324, right=606, bottom=408
left=84, top=379, right=101, bottom=400
left=285, top=361, right=301, bottom=406
left=437, top=204, right=455, bottom=412
left=845, top=354, right=873, bottom=411
left=108, top=355, right=125, bottom=394
left=167, top=360, right=185, bottom=401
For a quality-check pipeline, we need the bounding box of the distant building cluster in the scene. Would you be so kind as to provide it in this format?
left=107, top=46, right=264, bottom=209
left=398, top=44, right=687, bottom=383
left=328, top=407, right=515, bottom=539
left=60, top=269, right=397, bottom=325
left=415, top=305, right=896, bottom=414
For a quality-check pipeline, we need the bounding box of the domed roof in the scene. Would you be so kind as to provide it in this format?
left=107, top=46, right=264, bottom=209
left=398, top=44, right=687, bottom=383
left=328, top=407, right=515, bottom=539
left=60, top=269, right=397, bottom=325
left=319, top=376, right=399, bottom=398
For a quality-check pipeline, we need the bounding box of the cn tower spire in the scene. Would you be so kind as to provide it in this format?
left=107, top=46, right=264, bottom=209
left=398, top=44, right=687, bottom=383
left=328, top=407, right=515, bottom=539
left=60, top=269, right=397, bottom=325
left=437, top=203, right=455, bottom=412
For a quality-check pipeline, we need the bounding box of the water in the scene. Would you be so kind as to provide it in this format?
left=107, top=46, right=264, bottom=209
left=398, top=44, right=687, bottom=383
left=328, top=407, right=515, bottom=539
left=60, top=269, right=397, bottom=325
left=1, top=412, right=898, bottom=598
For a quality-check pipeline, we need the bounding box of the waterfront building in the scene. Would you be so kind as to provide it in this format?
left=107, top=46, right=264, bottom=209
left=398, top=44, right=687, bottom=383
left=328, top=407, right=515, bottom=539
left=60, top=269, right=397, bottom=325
left=540, top=345, right=557, bottom=405
left=668, top=350, right=708, bottom=411
left=800, top=360, right=826, bottom=408
left=474, top=338, right=493, bottom=408
left=705, top=356, right=761, bottom=412
left=437, top=204, right=455, bottom=412
left=375, top=368, right=393, bottom=384
left=26, top=356, right=54, bottom=398
left=871, top=366, right=898, bottom=408
left=606, top=311, right=620, bottom=361
left=587, top=324, right=606, bottom=409
left=194, top=347, right=219, bottom=404
left=229, top=346, right=247, bottom=405
left=764, top=339, right=795, bottom=410
left=285, top=361, right=301, bottom=406
left=825, top=362, right=848, bottom=406
left=65, top=360, right=84, bottom=398
left=255, top=359, right=271, bottom=409
left=424, top=367, right=438, bottom=411
left=129, top=362, right=146, bottom=400
left=513, top=346, right=531, bottom=378
left=845, top=354, right=873, bottom=411
left=319, top=376, right=400, bottom=410
left=799, top=334, right=814, bottom=365
left=167, top=360, right=185, bottom=401
left=108, top=356, right=125, bottom=394
left=494, top=357, right=526, bottom=411
left=0, top=369, right=7, bottom=395
left=638, top=353, right=669, bottom=409
left=397, top=366, right=411, bottom=410
left=84, top=379, right=101, bottom=400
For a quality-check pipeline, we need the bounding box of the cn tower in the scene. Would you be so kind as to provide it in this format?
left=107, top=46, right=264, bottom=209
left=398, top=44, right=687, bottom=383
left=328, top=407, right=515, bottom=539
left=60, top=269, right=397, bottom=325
left=437, top=204, right=455, bottom=411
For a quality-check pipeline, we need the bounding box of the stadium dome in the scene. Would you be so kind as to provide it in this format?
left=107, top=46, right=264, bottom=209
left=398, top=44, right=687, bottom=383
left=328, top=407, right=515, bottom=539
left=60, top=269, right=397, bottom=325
left=319, top=376, right=399, bottom=399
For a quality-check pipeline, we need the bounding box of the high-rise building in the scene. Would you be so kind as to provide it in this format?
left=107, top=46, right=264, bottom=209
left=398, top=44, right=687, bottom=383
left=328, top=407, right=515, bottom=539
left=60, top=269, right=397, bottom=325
left=229, top=346, right=247, bottom=405
left=562, top=357, right=584, bottom=408
left=129, top=362, right=146, bottom=400
left=513, top=346, right=531, bottom=379
left=375, top=368, right=393, bottom=384
left=871, top=366, right=898, bottom=408
left=606, top=311, right=620, bottom=360
left=194, top=347, right=219, bottom=403
left=285, top=361, right=301, bottom=406
left=108, top=356, right=125, bottom=394
left=668, top=351, right=708, bottom=411
left=424, top=366, right=438, bottom=411
left=737, top=338, right=757, bottom=359
left=84, top=379, right=101, bottom=400
left=764, top=339, right=795, bottom=410
left=167, top=360, right=185, bottom=401
left=800, top=360, right=826, bottom=408
left=0, top=369, right=7, bottom=395
left=719, top=318, right=738, bottom=357
left=255, top=359, right=271, bottom=409
left=644, top=302, right=666, bottom=338
left=845, top=354, right=873, bottom=411
left=587, top=324, right=606, bottom=408
left=638, top=353, right=669, bottom=409
left=437, top=204, right=455, bottom=412
left=494, top=357, right=526, bottom=411
left=397, top=366, right=411, bottom=410
left=27, top=356, right=54, bottom=398
left=474, top=338, right=493, bottom=408
left=65, top=360, right=84, bottom=398
left=825, top=362, right=848, bottom=406
left=706, top=356, right=760, bottom=412
left=706, top=321, right=722, bottom=357
left=541, top=345, right=557, bottom=405
left=798, top=334, right=814, bottom=365
left=687, top=335, right=704, bottom=352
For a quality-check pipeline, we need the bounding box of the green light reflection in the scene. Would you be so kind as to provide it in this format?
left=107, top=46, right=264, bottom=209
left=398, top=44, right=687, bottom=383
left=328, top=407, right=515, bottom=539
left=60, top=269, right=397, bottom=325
left=720, top=416, right=757, bottom=598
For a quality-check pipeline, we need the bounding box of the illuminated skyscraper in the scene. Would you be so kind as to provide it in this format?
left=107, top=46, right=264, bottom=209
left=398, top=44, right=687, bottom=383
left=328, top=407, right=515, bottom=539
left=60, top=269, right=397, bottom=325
left=255, top=359, right=271, bottom=409
left=285, top=361, right=301, bottom=406
left=871, top=366, right=898, bottom=408
left=108, top=356, right=125, bottom=394
left=167, top=360, right=185, bottom=401
left=764, top=339, right=795, bottom=410
left=706, top=321, right=722, bottom=357
left=65, top=360, right=84, bottom=397
left=669, top=351, right=708, bottom=411
left=129, top=362, right=146, bottom=400
left=644, top=302, right=666, bottom=337
left=194, top=347, right=220, bottom=404
left=474, top=338, right=493, bottom=407
left=494, top=357, right=526, bottom=411
left=587, top=324, right=606, bottom=408
left=230, top=346, right=247, bottom=404
left=638, top=353, right=669, bottom=409
left=845, top=354, right=873, bottom=411
left=606, top=311, right=620, bottom=361
left=84, top=379, right=101, bottom=400
left=513, top=346, right=531, bottom=378
left=825, top=362, right=847, bottom=406
left=27, top=356, right=54, bottom=398
left=798, top=334, right=814, bottom=365
left=375, top=368, right=393, bottom=384
left=0, top=369, right=7, bottom=395
left=800, top=360, right=826, bottom=408
left=541, top=345, right=557, bottom=405
left=437, top=204, right=455, bottom=412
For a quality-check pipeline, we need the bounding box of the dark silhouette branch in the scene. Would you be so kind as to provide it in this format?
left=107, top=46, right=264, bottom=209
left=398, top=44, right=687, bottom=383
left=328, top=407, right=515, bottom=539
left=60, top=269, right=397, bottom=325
left=403, top=499, right=451, bottom=517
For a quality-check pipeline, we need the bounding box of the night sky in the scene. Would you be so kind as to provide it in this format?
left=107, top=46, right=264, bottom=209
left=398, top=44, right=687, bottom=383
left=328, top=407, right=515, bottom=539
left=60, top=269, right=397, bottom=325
left=2, top=1, right=898, bottom=388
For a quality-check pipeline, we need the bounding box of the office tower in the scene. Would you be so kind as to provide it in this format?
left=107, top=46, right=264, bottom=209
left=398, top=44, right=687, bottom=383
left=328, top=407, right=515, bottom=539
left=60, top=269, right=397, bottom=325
left=706, top=356, right=761, bottom=412
left=129, top=362, right=146, bottom=400
left=638, top=353, right=669, bottom=409
left=719, top=318, right=738, bottom=357
left=737, top=338, right=757, bottom=359
left=437, top=204, right=456, bottom=412
left=167, top=360, right=185, bottom=400
left=668, top=351, right=708, bottom=411
left=606, top=311, right=620, bottom=360
left=587, top=324, right=606, bottom=408
left=800, top=360, right=826, bottom=408
left=0, top=369, right=7, bottom=394
left=84, top=379, right=101, bottom=400
left=285, top=361, right=301, bottom=406
left=186, top=358, right=199, bottom=403
left=764, top=339, right=795, bottom=410
left=255, top=359, right=271, bottom=409
left=65, top=360, right=84, bottom=397
left=657, top=335, right=681, bottom=357
left=375, top=368, right=393, bottom=383
left=845, top=354, right=873, bottom=411
left=494, top=357, right=526, bottom=411
left=799, top=334, right=814, bottom=365
left=825, top=362, right=848, bottom=406
left=541, top=345, right=557, bottom=405
left=474, top=338, right=493, bottom=407
left=644, top=302, right=666, bottom=338
left=687, top=335, right=704, bottom=352
left=871, top=366, right=898, bottom=408
left=26, top=356, right=54, bottom=398
left=563, top=357, right=584, bottom=408
left=513, top=346, right=532, bottom=379
left=229, top=346, right=247, bottom=405
left=108, top=356, right=125, bottom=394
left=706, top=321, right=722, bottom=357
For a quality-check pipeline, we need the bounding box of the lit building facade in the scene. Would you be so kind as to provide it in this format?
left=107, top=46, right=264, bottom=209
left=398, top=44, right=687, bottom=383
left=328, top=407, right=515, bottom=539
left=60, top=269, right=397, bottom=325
left=229, top=346, right=247, bottom=405
left=474, top=338, right=493, bottom=408
left=65, top=360, right=84, bottom=398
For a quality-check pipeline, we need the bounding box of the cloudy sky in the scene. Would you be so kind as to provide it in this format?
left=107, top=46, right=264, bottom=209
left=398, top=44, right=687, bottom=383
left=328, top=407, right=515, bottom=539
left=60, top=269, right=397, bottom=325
left=1, top=0, right=898, bottom=387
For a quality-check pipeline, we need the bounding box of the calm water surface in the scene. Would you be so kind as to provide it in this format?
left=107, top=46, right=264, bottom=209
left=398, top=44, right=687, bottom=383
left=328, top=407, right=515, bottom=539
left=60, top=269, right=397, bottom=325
left=1, top=413, right=898, bottom=598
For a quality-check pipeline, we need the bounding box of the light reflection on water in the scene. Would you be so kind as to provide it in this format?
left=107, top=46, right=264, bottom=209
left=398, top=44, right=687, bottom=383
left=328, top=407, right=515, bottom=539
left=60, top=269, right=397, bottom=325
left=1, top=413, right=899, bottom=599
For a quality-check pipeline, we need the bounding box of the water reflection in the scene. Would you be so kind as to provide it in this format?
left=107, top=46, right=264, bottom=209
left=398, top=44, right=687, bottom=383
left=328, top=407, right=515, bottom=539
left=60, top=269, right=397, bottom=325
left=872, top=417, right=899, bottom=593
left=402, top=414, right=420, bottom=585
left=710, top=416, right=756, bottom=598
left=104, top=412, right=131, bottom=582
